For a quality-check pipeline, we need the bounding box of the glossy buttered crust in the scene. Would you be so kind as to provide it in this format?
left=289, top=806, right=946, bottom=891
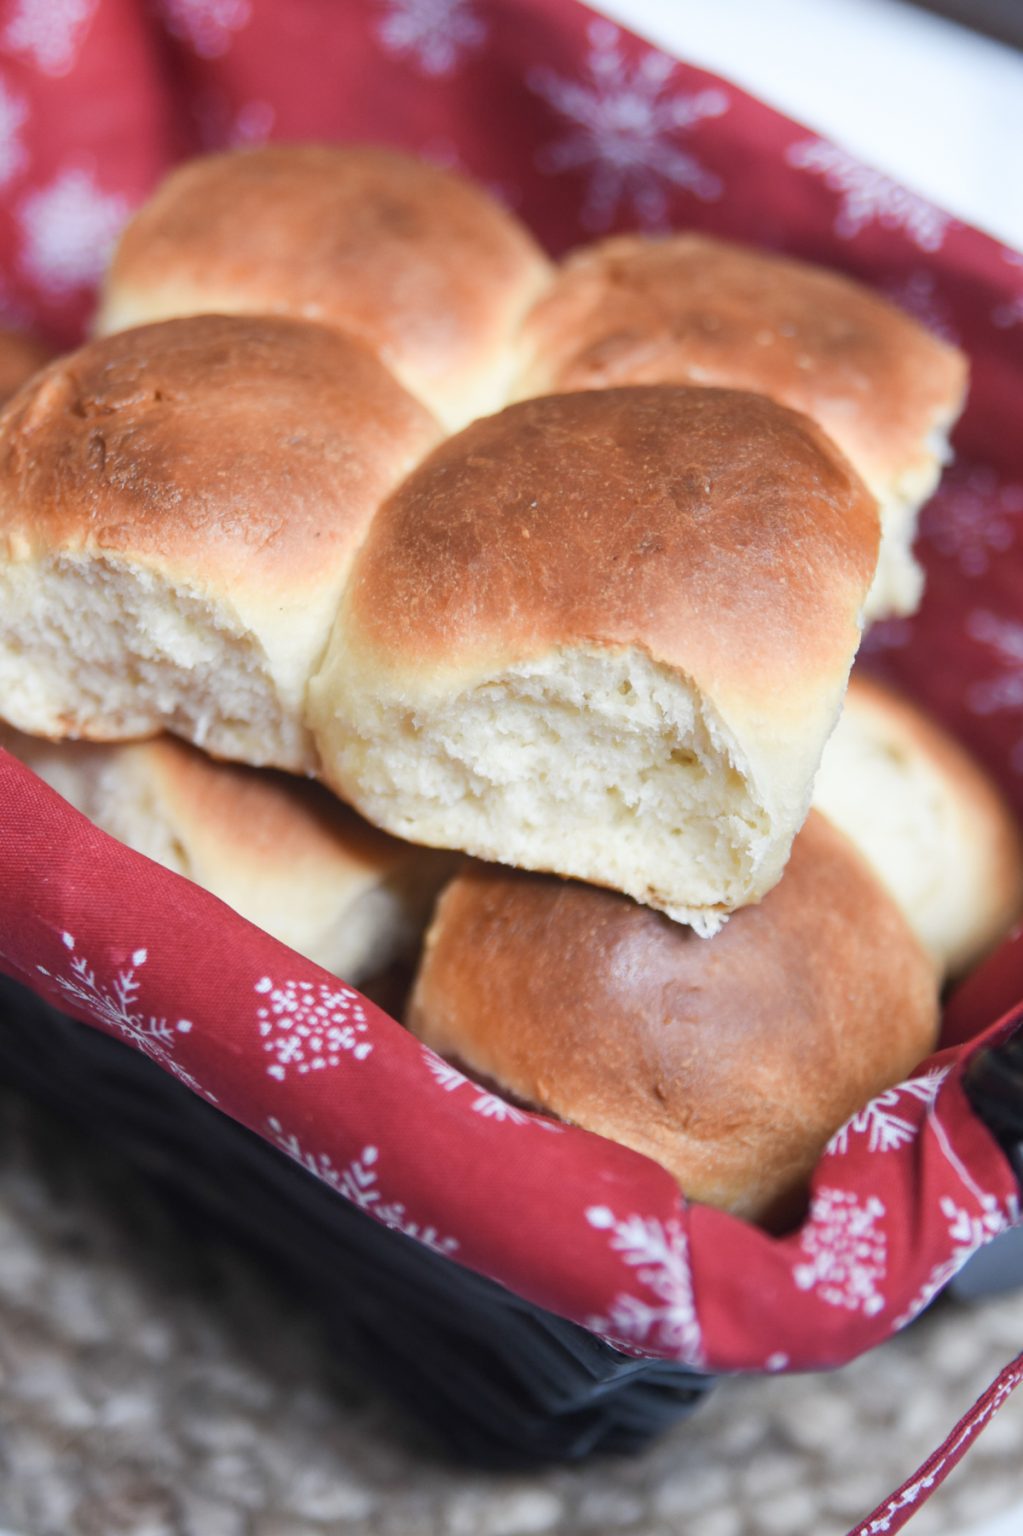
left=408, top=813, right=940, bottom=1224
left=97, top=144, right=553, bottom=429
left=331, top=385, right=879, bottom=726
left=514, top=233, right=967, bottom=493
left=0, top=313, right=440, bottom=601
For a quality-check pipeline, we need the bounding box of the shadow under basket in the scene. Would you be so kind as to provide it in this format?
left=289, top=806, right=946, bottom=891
left=0, top=972, right=715, bottom=1467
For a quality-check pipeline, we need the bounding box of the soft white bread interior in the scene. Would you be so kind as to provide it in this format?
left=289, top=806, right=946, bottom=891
left=0, top=314, right=440, bottom=771
left=407, top=812, right=940, bottom=1226
left=514, top=234, right=968, bottom=621
left=309, top=386, right=880, bottom=932
left=813, top=673, right=1023, bottom=978
left=0, top=723, right=452, bottom=985
left=96, top=144, right=553, bottom=432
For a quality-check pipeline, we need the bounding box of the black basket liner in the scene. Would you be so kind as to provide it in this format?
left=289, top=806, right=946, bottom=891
left=3, top=974, right=1020, bottom=1466
left=964, top=1024, right=1023, bottom=1187
left=0, top=973, right=711, bottom=1467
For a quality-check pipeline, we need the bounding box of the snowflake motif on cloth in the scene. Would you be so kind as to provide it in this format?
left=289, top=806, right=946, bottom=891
left=420, top=1046, right=561, bottom=1128
left=267, top=1118, right=458, bottom=1255
left=786, top=138, right=951, bottom=252
left=793, top=1187, right=888, bottom=1317
left=883, top=269, right=959, bottom=344
left=1, top=0, right=96, bottom=77
left=893, top=1192, right=1020, bottom=1331
left=584, top=1205, right=704, bottom=1365
left=255, top=976, right=372, bottom=1081
left=922, top=465, right=1023, bottom=578
left=527, top=20, right=727, bottom=232
left=195, top=93, right=275, bottom=151
left=156, top=0, right=251, bottom=60
left=827, top=1069, right=950, bottom=1157
left=966, top=610, right=1023, bottom=772
left=375, top=0, right=486, bottom=79
left=17, top=166, right=131, bottom=295
left=36, top=933, right=213, bottom=1101
left=0, top=79, right=26, bottom=189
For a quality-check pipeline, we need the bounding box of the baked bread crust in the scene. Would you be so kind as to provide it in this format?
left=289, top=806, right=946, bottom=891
left=97, top=144, right=553, bottom=430
left=408, top=812, right=940, bottom=1224
left=0, top=314, right=440, bottom=770
left=311, top=385, right=879, bottom=928
left=515, top=234, right=967, bottom=618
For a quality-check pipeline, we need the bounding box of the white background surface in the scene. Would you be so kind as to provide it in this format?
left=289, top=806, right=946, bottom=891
left=594, top=4, right=1023, bottom=1535
left=595, top=0, right=1023, bottom=249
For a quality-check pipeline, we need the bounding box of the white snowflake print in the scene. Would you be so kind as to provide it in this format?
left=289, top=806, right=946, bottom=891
left=376, top=0, right=486, bottom=79
left=255, top=976, right=373, bottom=1082
left=18, top=166, right=131, bottom=297
left=827, top=1069, right=950, bottom=1157
left=527, top=20, right=727, bottom=232
left=0, top=78, right=27, bottom=188
left=993, top=249, right=1023, bottom=330
left=267, top=1118, right=458, bottom=1255
left=36, top=932, right=213, bottom=1101
left=965, top=610, right=1023, bottom=771
left=893, top=1191, right=1020, bottom=1330
left=922, top=464, right=1023, bottom=577
left=584, top=1205, right=704, bottom=1365
left=194, top=92, right=275, bottom=151
left=1, top=0, right=96, bottom=76
left=786, top=138, right=951, bottom=252
left=157, top=0, right=251, bottom=60
left=421, top=1046, right=561, bottom=1128
left=793, top=1187, right=888, bottom=1318
left=884, top=269, right=959, bottom=344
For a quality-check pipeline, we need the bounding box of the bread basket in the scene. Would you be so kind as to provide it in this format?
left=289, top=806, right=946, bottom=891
left=0, top=0, right=1021, bottom=1519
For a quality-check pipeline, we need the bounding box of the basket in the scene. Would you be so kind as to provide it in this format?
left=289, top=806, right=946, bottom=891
left=1, top=0, right=1023, bottom=1520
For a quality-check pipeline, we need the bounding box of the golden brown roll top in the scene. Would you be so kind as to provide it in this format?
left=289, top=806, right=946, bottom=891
left=0, top=314, right=441, bottom=771
left=96, top=144, right=553, bottom=431
left=1, top=723, right=452, bottom=987
left=814, top=673, right=1023, bottom=977
left=514, top=234, right=968, bottom=620
left=309, top=386, right=880, bottom=931
left=407, top=813, right=940, bottom=1225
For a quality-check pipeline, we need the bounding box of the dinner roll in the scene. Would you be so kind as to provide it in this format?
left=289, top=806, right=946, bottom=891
left=0, top=326, right=50, bottom=403
left=0, top=723, right=452, bottom=986
left=814, top=674, right=1023, bottom=977
left=0, top=314, right=440, bottom=771
left=408, top=813, right=940, bottom=1226
left=514, top=234, right=968, bottom=621
left=96, top=144, right=553, bottom=431
left=309, top=386, right=879, bottom=932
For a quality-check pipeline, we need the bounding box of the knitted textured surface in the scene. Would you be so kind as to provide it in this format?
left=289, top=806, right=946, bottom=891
left=1, top=1088, right=1021, bottom=1536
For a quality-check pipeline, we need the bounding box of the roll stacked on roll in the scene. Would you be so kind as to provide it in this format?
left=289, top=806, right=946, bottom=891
left=0, top=314, right=440, bottom=771
left=309, top=385, right=880, bottom=931
left=513, top=234, right=968, bottom=620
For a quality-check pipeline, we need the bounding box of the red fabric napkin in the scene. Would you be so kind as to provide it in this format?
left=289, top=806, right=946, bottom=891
left=1, top=3, right=1022, bottom=1508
